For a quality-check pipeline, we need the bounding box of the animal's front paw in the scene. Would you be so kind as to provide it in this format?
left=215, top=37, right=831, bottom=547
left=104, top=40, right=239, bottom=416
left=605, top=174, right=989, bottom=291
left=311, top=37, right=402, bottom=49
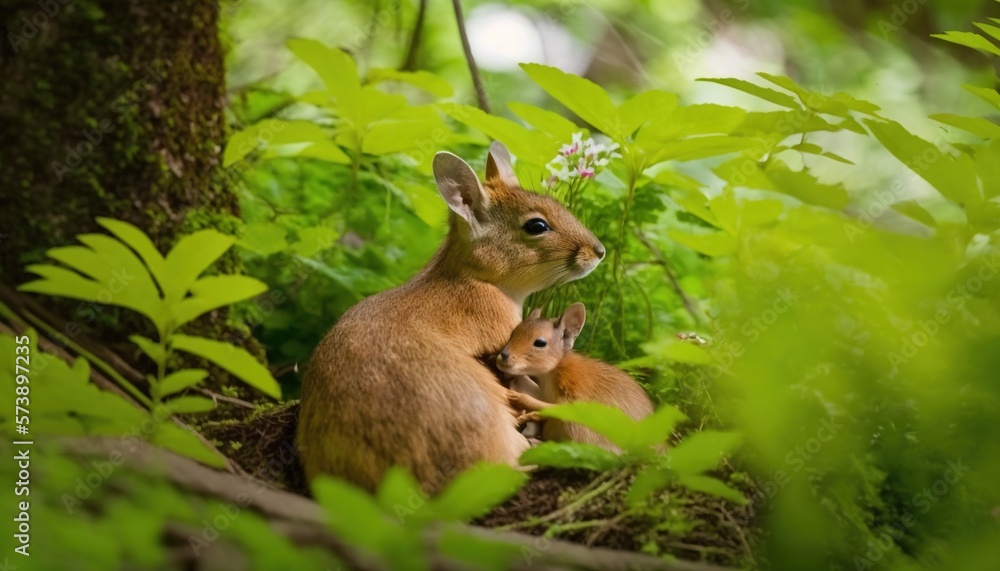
left=516, top=411, right=543, bottom=425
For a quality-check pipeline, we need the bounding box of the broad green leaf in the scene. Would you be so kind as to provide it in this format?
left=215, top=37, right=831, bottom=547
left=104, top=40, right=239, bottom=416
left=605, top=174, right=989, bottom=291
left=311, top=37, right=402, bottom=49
left=974, top=22, right=1000, bottom=42
left=170, top=334, right=280, bottom=399
left=652, top=169, right=704, bottom=192
left=763, top=161, right=851, bottom=210
left=438, top=529, right=522, bottom=571
left=152, top=423, right=227, bottom=468
left=865, top=119, right=980, bottom=207
left=170, top=275, right=268, bottom=327
left=931, top=31, right=1000, bottom=56
left=538, top=402, right=635, bottom=448
left=777, top=142, right=855, bottom=165
left=359, top=87, right=408, bottom=127
left=312, top=477, right=402, bottom=555
left=96, top=218, right=168, bottom=290
left=432, top=463, right=527, bottom=521
left=129, top=335, right=164, bottom=364
left=439, top=103, right=553, bottom=163
left=162, top=230, right=235, bottom=302
left=160, top=369, right=209, bottom=397
left=668, top=431, right=743, bottom=474
left=291, top=226, right=340, bottom=257
left=668, top=230, right=737, bottom=257
left=676, top=474, right=746, bottom=504
left=732, top=111, right=842, bottom=139
left=930, top=114, right=1000, bottom=139
left=628, top=405, right=689, bottom=452
left=641, top=105, right=747, bottom=143
left=239, top=222, right=288, bottom=256
left=743, top=198, right=785, bottom=227
left=891, top=200, right=937, bottom=227
left=648, top=136, right=756, bottom=164
left=962, top=85, right=1000, bottom=110
left=627, top=466, right=673, bottom=505
left=75, top=233, right=166, bottom=328
left=617, top=90, right=679, bottom=136
left=518, top=441, right=620, bottom=471
left=225, top=119, right=350, bottom=166
left=367, top=68, right=453, bottom=97
left=376, top=467, right=429, bottom=524
left=165, top=396, right=216, bottom=414
left=506, top=101, right=581, bottom=142
left=520, top=63, right=621, bottom=138
left=364, top=105, right=445, bottom=155
left=697, top=77, right=802, bottom=110
left=286, top=38, right=360, bottom=119
left=757, top=73, right=852, bottom=117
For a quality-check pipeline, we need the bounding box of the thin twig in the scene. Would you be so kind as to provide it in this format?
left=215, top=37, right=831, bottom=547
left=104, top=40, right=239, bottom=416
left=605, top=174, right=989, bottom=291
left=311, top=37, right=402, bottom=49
left=400, top=0, right=428, bottom=71
left=633, top=229, right=701, bottom=324
left=451, top=0, right=491, bottom=112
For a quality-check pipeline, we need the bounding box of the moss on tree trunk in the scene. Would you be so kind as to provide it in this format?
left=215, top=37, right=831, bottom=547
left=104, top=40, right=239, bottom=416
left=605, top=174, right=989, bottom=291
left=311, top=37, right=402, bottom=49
left=0, top=0, right=266, bottom=389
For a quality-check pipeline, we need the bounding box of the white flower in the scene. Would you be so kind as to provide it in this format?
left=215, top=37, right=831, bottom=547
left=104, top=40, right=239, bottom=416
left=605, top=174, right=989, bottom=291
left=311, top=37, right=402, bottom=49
left=542, top=132, right=620, bottom=188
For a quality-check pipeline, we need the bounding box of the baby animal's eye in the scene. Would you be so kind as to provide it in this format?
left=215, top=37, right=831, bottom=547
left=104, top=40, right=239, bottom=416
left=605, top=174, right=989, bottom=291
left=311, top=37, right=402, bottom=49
left=533, top=338, right=547, bottom=348
left=523, top=218, right=551, bottom=235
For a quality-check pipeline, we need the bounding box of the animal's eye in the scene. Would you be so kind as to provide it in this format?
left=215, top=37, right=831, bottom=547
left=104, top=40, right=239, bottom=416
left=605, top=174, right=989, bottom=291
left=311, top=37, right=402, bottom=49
left=523, top=218, right=551, bottom=235
left=533, top=338, right=547, bottom=348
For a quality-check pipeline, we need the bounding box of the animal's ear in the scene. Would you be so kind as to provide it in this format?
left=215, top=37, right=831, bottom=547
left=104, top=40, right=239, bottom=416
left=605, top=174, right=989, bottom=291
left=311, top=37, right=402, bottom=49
left=485, top=141, right=518, bottom=187
left=558, top=303, right=586, bottom=349
left=527, top=307, right=542, bottom=320
left=434, top=151, right=489, bottom=224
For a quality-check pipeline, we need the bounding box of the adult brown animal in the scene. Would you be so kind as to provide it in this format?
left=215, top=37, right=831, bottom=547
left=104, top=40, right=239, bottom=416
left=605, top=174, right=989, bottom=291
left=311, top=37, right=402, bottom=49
left=298, top=142, right=605, bottom=492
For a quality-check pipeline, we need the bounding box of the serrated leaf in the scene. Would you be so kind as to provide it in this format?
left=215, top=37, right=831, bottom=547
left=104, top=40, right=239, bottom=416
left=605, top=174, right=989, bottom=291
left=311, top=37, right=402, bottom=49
left=617, top=90, right=679, bottom=135
left=364, top=105, right=444, bottom=155
left=129, top=335, right=164, bottom=364
left=669, top=431, right=743, bottom=474
left=697, top=77, right=802, bottom=110
left=160, top=369, right=209, bottom=397
left=432, top=464, right=527, bottom=521
left=507, top=101, right=581, bottom=143
left=439, top=103, right=554, bottom=163
left=539, top=402, right=635, bottom=448
left=649, top=136, right=756, bottom=163
left=170, top=334, right=280, bottom=399
left=520, top=63, right=621, bottom=138
left=287, top=38, right=360, bottom=119
left=162, top=230, right=235, bottom=302
left=931, top=30, right=1000, bottom=56
left=518, top=441, right=620, bottom=471
left=677, top=474, right=746, bottom=504
left=170, top=275, right=268, bottom=327
left=165, top=396, right=216, bottom=414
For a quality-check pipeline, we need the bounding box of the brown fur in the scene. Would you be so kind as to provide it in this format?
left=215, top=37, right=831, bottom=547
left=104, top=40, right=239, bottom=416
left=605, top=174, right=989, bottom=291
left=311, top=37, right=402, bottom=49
left=498, top=303, right=654, bottom=452
left=298, top=143, right=604, bottom=492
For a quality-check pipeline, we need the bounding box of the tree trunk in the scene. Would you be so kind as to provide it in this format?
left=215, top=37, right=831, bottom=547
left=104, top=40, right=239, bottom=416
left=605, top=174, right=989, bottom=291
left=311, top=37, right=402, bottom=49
left=0, top=0, right=265, bottom=385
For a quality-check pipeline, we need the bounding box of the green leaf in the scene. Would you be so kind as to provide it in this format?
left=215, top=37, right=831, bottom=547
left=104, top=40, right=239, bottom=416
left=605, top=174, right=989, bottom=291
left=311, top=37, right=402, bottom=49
left=518, top=441, right=620, bottom=471
left=777, top=142, right=855, bottom=165
left=539, top=402, right=635, bottom=448
left=931, top=31, right=1000, bottom=56
left=974, top=22, right=1000, bottom=42
left=225, top=119, right=350, bottom=167
left=239, top=222, right=288, bottom=256
left=626, top=466, right=674, bottom=505
left=439, top=103, right=553, bottom=163
left=669, top=431, right=743, bottom=474
left=129, top=335, right=164, bottom=364
left=286, top=38, right=360, bottom=118
left=431, top=463, right=527, bottom=522
left=376, top=467, right=429, bottom=524
left=367, top=68, right=453, bottom=97
left=151, top=423, right=227, bottom=468
left=651, top=169, right=704, bottom=192
left=617, top=90, right=679, bottom=136
left=648, top=136, right=756, bottom=163
left=520, top=63, right=621, bottom=138
left=628, top=406, right=689, bottom=452
left=159, top=369, right=209, bottom=397
left=312, top=476, right=403, bottom=556
left=438, top=529, right=522, bottom=571
left=697, top=77, right=802, bottom=110
left=96, top=218, right=168, bottom=291
left=930, top=114, right=1000, bottom=139
left=891, top=200, right=937, bottom=227
left=364, top=105, right=445, bottom=155
left=640, top=105, right=747, bottom=144
left=162, top=230, right=235, bottom=302
left=170, top=275, right=268, bottom=327
left=165, top=396, right=216, bottom=414
left=668, top=230, right=737, bottom=257
left=170, top=334, right=280, bottom=399
left=291, top=226, right=340, bottom=257
left=676, top=474, right=746, bottom=504
left=865, top=119, right=981, bottom=207
left=962, top=85, right=1000, bottom=110
left=506, top=102, right=582, bottom=144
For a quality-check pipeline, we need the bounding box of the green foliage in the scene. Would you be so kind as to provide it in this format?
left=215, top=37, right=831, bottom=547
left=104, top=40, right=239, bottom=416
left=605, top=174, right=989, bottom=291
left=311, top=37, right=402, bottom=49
left=313, top=463, right=526, bottom=570
left=19, top=218, right=281, bottom=453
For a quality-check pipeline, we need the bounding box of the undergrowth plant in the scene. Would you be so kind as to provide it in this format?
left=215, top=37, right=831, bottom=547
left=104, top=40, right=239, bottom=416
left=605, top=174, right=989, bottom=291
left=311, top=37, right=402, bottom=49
left=19, top=218, right=280, bottom=426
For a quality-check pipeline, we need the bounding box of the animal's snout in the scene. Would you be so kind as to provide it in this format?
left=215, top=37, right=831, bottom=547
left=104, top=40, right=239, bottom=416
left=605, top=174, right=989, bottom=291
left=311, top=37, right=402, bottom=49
left=593, top=242, right=606, bottom=260
left=499, top=347, right=511, bottom=363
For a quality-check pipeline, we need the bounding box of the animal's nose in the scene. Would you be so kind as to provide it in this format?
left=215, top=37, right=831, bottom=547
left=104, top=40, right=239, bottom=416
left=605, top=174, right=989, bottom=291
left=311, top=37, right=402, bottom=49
left=499, top=348, right=510, bottom=362
left=594, top=243, right=606, bottom=260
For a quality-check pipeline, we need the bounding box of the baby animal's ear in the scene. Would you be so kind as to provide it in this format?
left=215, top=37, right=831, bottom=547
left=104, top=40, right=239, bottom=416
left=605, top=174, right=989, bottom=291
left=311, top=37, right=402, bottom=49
left=434, top=151, right=489, bottom=225
left=527, top=307, right=542, bottom=320
left=485, top=141, right=518, bottom=187
left=558, top=303, right=586, bottom=349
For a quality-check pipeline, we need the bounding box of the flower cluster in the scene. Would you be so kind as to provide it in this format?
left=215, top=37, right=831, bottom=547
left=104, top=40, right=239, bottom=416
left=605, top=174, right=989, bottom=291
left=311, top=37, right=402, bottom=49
left=543, top=132, right=621, bottom=189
